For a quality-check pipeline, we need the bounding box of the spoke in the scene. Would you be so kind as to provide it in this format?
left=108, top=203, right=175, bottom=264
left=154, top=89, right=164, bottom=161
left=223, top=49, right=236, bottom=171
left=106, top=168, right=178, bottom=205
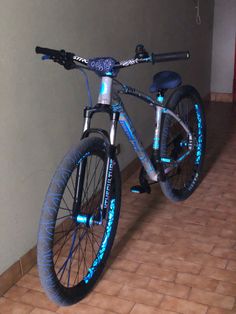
left=59, top=206, right=73, bottom=213
left=53, top=222, right=76, bottom=263
left=57, top=226, right=79, bottom=278
left=81, top=159, right=104, bottom=212
left=87, top=228, right=100, bottom=253
left=70, top=171, right=75, bottom=190
left=57, top=228, right=87, bottom=280
left=54, top=220, right=75, bottom=245
left=76, top=229, right=89, bottom=279
left=61, top=197, right=71, bottom=213
left=66, top=229, right=77, bottom=287
left=55, top=214, right=72, bottom=221
left=65, top=183, right=74, bottom=200
left=86, top=229, right=103, bottom=240
left=83, top=233, right=89, bottom=277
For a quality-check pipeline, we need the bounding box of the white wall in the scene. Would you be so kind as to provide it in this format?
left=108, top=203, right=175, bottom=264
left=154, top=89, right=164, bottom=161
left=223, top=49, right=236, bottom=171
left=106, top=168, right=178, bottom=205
left=0, top=0, right=214, bottom=274
left=211, top=0, right=236, bottom=93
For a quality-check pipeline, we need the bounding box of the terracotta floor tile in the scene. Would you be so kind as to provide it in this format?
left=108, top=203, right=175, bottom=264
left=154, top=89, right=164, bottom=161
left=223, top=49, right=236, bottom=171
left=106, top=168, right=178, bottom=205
left=176, top=272, right=218, bottom=292
left=172, top=238, right=214, bottom=254
left=161, top=258, right=201, bottom=275
left=126, top=239, right=154, bottom=252
left=0, top=297, right=33, bottom=313
left=57, top=302, right=116, bottom=314
left=28, top=266, right=39, bottom=277
left=148, top=278, right=190, bottom=298
left=160, top=295, right=208, bottom=314
left=20, top=289, right=58, bottom=312
left=94, top=279, right=123, bottom=296
left=189, top=287, right=235, bottom=310
left=84, top=292, right=134, bottom=314
left=110, top=257, right=140, bottom=272
left=220, top=227, right=236, bottom=240
left=201, top=266, right=236, bottom=284
left=118, top=284, right=163, bottom=307
left=16, top=274, right=44, bottom=292
left=207, top=307, right=236, bottom=314
left=103, top=269, right=151, bottom=289
left=216, top=281, right=236, bottom=297
left=211, top=247, right=236, bottom=260
left=4, top=285, right=29, bottom=301
left=185, top=252, right=227, bottom=269
left=31, top=309, right=56, bottom=314
left=130, top=303, right=178, bottom=314
left=227, top=260, right=236, bottom=271
left=119, top=247, right=166, bottom=265
left=137, top=263, right=176, bottom=282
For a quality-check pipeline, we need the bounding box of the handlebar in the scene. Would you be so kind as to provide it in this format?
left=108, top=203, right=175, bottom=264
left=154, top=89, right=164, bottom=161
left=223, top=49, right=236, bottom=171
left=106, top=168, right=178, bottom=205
left=35, top=45, right=190, bottom=73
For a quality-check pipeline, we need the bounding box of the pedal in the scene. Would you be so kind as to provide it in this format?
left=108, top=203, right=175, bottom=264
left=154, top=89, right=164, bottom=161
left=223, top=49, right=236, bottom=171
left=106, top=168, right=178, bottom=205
left=130, top=185, right=151, bottom=194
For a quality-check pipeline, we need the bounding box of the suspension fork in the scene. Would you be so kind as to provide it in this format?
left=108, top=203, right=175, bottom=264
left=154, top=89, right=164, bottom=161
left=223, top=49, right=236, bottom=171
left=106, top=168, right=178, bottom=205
left=72, top=111, right=92, bottom=218
left=100, top=111, right=119, bottom=213
left=73, top=107, right=119, bottom=223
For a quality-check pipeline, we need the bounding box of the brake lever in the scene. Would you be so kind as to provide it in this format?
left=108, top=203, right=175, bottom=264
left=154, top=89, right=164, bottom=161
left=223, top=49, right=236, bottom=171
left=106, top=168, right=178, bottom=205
left=42, top=55, right=50, bottom=60
left=41, top=50, right=76, bottom=70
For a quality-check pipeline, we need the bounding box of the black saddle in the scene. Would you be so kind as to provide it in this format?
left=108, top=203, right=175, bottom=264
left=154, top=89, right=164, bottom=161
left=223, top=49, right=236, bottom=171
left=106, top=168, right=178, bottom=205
left=150, top=71, right=182, bottom=93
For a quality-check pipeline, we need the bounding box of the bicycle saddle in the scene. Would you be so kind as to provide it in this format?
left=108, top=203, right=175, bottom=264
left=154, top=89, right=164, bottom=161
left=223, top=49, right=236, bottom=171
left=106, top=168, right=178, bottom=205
left=150, top=71, right=182, bottom=92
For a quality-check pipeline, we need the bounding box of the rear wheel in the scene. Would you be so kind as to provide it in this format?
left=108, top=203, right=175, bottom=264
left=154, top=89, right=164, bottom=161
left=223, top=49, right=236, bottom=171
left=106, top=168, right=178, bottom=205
left=37, top=137, right=121, bottom=306
left=160, top=85, right=206, bottom=201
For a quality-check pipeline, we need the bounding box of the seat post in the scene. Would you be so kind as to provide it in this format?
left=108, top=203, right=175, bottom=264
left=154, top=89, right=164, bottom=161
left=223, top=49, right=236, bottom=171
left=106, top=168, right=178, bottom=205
left=156, top=89, right=166, bottom=103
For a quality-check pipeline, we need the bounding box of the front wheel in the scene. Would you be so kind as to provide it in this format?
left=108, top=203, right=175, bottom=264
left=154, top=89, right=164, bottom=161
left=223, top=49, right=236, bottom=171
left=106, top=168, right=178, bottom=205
left=160, top=85, right=206, bottom=202
left=37, top=137, right=121, bottom=306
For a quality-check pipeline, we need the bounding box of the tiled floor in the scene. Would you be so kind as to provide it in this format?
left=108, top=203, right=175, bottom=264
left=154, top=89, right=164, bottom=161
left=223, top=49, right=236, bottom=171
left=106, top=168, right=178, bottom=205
left=1, top=101, right=236, bottom=314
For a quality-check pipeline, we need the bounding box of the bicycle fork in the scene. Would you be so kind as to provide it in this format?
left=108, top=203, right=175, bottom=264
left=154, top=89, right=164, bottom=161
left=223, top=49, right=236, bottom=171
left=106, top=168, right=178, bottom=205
left=100, top=111, right=119, bottom=212
left=74, top=106, right=119, bottom=227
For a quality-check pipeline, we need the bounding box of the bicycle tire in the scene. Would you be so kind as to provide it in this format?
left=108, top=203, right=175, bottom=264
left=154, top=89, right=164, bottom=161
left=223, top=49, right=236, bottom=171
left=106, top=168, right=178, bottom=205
left=37, top=137, right=121, bottom=306
left=160, top=85, right=206, bottom=201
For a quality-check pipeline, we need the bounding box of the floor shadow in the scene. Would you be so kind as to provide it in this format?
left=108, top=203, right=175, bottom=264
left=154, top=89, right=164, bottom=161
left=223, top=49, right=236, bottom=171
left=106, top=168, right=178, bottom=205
left=109, top=190, right=166, bottom=263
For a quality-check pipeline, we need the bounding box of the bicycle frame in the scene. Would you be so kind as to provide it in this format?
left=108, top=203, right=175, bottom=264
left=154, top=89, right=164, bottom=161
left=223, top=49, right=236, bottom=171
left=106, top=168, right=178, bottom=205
left=111, top=92, right=194, bottom=180
left=81, top=76, right=194, bottom=215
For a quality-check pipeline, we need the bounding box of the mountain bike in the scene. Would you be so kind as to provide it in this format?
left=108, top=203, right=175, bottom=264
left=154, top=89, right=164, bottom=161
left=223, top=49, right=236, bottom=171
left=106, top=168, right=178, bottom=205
left=35, top=44, right=206, bottom=306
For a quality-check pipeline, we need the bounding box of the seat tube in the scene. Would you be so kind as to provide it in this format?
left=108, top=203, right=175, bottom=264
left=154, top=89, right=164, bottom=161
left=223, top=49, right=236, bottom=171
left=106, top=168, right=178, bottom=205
left=153, top=106, right=163, bottom=152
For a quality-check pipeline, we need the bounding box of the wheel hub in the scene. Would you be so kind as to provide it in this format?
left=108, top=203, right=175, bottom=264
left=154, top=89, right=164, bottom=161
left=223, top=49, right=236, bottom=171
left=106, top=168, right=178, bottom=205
left=75, top=212, right=103, bottom=227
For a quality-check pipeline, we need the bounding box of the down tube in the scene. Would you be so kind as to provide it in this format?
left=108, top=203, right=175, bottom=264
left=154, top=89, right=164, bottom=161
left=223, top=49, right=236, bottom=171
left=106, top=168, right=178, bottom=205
left=113, top=103, right=158, bottom=182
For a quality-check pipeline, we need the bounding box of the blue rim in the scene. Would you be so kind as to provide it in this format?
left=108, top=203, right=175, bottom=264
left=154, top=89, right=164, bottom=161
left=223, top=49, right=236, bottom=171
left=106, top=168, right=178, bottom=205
left=194, top=104, right=203, bottom=165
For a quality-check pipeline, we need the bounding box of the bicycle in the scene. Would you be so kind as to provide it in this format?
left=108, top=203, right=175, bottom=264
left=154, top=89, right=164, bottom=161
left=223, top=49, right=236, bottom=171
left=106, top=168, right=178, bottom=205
left=35, top=44, right=206, bottom=306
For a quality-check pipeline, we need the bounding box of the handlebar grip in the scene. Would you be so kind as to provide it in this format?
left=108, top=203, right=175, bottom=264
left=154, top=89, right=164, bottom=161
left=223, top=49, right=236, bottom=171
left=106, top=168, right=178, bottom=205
left=35, top=46, right=76, bottom=70
left=35, top=46, right=62, bottom=56
left=151, top=51, right=190, bottom=63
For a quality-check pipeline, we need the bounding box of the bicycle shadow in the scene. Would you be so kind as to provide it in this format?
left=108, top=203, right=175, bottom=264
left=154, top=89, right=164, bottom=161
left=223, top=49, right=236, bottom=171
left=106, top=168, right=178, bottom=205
left=109, top=196, right=165, bottom=262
